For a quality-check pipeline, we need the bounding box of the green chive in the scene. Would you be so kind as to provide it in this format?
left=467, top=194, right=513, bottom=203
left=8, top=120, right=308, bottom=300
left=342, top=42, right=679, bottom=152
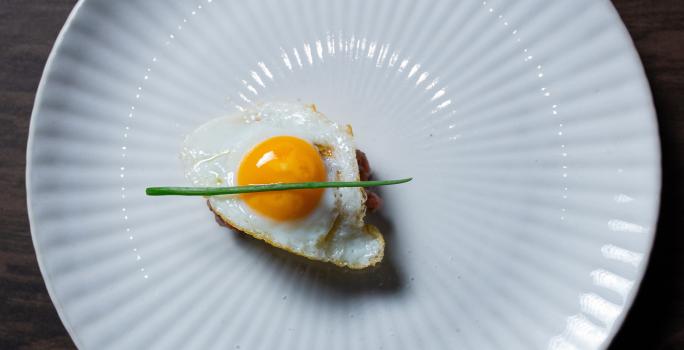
left=145, top=178, right=412, bottom=196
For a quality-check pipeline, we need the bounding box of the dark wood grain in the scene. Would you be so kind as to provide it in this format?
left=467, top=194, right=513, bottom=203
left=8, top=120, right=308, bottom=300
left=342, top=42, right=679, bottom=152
left=1, top=1, right=78, bottom=349
left=0, top=1, right=681, bottom=349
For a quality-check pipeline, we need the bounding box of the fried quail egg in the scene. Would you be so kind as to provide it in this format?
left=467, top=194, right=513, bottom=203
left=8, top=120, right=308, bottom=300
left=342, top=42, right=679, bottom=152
left=181, top=102, right=384, bottom=268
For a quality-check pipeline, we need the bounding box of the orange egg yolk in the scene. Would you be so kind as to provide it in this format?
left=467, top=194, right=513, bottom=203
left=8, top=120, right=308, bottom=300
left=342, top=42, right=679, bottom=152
left=237, top=136, right=327, bottom=221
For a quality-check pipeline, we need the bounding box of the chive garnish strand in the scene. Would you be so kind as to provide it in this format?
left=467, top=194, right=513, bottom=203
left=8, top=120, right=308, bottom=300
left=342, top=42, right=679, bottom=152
left=145, top=178, right=412, bottom=196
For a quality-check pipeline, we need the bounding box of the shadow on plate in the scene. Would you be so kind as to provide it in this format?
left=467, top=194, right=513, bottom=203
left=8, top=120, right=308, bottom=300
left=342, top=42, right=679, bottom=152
left=226, top=208, right=406, bottom=298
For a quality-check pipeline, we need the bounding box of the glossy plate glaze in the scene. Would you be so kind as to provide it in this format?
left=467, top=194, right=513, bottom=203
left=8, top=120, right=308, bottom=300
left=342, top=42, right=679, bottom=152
left=26, top=0, right=660, bottom=349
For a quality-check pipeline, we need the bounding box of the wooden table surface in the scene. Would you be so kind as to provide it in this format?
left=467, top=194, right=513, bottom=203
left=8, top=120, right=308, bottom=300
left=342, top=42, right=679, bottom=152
left=1, top=0, right=682, bottom=349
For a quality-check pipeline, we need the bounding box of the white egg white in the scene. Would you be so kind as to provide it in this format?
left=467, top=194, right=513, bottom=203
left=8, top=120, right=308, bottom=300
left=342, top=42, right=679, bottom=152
left=181, top=102, right=384, bottom=268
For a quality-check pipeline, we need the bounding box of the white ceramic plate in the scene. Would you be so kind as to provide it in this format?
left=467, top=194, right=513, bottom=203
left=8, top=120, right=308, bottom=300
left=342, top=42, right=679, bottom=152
left=27, top=0, right=660, bottom=349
